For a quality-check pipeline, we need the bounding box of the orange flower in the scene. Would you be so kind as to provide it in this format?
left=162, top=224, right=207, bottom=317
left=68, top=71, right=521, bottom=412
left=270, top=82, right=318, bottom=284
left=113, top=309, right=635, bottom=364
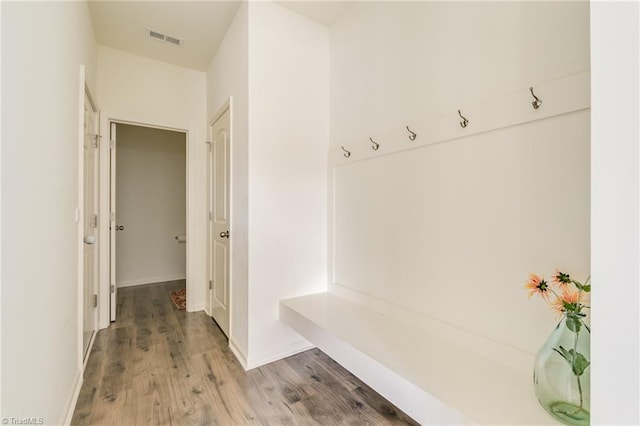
left=552, top=269, right=571, bottom=287
left=551, top=288, right=582, bottom=318
left=525, top=273, right=551, bottom=300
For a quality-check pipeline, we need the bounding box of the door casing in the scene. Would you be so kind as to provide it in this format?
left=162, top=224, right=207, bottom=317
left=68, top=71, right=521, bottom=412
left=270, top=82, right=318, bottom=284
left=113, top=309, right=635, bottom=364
left=97, top=114, right=189, bottom=327
left=82, top=89, right=99, bottom=358
left=78, top=66, right=100, bottom=366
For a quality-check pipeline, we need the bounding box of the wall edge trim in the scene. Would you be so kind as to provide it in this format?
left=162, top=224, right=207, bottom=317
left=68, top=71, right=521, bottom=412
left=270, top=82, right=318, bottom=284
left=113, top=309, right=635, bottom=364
left=59, top=368, right=83, bottom=426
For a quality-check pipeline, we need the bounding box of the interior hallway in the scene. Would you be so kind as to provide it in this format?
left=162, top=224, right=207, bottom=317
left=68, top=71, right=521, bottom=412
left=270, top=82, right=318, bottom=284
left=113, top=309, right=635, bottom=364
left=71, top=281, right=418, bottom=425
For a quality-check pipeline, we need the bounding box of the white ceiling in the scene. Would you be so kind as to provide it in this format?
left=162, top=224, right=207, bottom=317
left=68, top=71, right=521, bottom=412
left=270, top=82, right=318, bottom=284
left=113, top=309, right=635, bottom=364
left=275, top=1, right=355, bottom=27
left=88, top=1, right=243, bottom=71
left=88, top=1, right=355, bottom=72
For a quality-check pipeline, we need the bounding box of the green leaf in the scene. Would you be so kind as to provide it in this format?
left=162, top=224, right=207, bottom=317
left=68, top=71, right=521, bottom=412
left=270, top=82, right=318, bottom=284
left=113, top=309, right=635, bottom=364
left=566, top=315, right=582, bottom=333
left=582, top=285, right=591, bottom=292
left=553, top=346, right=572, bottom=364
left=572, top=352, right=590, bottom=376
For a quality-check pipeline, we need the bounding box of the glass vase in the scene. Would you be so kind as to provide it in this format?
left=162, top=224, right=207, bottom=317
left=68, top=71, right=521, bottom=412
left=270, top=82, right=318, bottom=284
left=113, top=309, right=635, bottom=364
left=533, top=312, right=590, bottom=425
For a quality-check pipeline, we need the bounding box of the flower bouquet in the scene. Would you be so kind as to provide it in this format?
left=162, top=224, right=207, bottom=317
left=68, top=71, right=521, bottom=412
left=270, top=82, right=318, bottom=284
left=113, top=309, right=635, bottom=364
left=525, top=270, right=591, bottom=425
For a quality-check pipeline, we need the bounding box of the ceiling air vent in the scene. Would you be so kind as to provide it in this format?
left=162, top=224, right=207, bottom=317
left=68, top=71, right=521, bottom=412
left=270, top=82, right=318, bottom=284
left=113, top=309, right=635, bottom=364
left=146, top=28, right=183, bottom=46
left=164, top=35, right=182, bottom=46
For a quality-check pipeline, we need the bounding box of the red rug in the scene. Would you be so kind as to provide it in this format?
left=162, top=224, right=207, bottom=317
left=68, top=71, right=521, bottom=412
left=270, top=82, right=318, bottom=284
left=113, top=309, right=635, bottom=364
left=170, top=289, right=186, bottom=310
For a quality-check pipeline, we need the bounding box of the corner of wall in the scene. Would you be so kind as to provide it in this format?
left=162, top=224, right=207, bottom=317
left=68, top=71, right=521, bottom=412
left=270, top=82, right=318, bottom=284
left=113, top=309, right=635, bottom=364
left=229, top=338, right=249, bottom=370
left=206, top=0, right=250, bottom=362
left=245, top=339, right=315, bottom=371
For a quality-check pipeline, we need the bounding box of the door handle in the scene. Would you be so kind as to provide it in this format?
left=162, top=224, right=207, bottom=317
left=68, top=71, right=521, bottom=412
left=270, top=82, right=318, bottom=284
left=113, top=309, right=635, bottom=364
left=116, top=225, right=124, bottom=231
left=219, top=230, right=229, bottom=239
left=83, top=235, right=96, bottom=245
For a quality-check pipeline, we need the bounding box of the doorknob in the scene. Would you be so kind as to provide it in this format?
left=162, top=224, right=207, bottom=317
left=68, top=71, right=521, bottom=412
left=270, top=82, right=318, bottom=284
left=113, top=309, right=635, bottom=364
left=219, top=230, right=229, bottom=238
left=83, top=235, right=96, bottom=245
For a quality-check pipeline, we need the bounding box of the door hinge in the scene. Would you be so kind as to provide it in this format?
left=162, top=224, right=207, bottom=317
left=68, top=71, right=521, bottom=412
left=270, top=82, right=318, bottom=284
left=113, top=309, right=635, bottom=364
left=209, top=211, right=213, bottom=221
left=110, top=139, right=115, bottom=149
left=93, top=134, right=100, bottom=148
left=110, top=284, right=115, bottom=293
left=92, top=214, right=99, bottom=228
left=205, top=140, right=212, bottom=151
left=209, top=280, right=212, bottom=290
left=92, top=294, right=98, bottom=308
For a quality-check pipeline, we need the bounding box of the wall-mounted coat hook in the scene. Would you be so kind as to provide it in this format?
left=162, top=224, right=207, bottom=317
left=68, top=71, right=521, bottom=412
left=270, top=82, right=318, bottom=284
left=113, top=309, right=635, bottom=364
left=529, top=86, right=542, bottom=109
left=406, top=126, right=417, bottom=141
left=341, top=146, right=351, bottom=158
left=458, top=110, right=469, bottom=128
left=369, top=137, right=380, bottom=151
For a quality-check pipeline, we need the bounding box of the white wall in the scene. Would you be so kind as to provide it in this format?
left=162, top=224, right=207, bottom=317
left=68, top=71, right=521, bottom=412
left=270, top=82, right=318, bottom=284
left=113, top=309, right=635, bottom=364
left=207, top=2, right=250, bottom=361
left=330, top=1, right=590, bottom=146
left=590, top=2, right=640, bottom=423
left=246, top=1, right=329, bottom=368
left=328, top=0, right=590, bottom=380
left=97, top=46, right=207, bottom=312
left=0, top=2, right=3, bottom=415
left=115, top=124, right=186, bottom=287
left=207, top=1, right=329, bottom=368
left=1, top=1, right=97, bottom=422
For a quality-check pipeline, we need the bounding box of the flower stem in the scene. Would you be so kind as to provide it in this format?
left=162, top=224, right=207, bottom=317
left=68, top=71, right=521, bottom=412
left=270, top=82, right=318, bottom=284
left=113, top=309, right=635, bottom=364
left=577, top=373, right=584, bottom=409
left=573, top=319, right=584, bottom=412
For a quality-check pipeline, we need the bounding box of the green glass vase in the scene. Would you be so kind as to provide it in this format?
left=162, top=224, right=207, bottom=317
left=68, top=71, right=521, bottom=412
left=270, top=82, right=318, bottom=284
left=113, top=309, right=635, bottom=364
left=533, top=312, right=590, bottom=425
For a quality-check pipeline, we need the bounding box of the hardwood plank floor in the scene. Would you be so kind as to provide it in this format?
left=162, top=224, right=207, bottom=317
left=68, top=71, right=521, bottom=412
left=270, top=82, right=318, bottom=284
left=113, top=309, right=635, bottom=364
left=72, top=281, right=419, bottom=426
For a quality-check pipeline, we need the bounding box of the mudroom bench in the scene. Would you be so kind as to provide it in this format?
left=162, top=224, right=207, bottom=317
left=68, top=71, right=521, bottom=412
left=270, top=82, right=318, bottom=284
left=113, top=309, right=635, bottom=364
left=280, top=292, right=556, bottom=425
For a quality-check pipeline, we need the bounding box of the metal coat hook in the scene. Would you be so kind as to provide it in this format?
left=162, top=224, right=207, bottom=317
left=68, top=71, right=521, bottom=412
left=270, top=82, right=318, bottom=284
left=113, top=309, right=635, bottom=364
left=406, top=126, right=417, bottom=141
left=341, top=146, right=351, bottom=158
left=458, top=109, right=469, bottom=128
left=369, top=137, right=380, bottom=151
left=529, top=86, right=542, bottom=109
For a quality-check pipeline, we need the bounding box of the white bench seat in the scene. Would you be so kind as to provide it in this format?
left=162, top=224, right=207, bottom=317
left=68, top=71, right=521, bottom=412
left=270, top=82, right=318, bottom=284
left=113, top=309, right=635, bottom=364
left=280, top=292, right=557, bottom=425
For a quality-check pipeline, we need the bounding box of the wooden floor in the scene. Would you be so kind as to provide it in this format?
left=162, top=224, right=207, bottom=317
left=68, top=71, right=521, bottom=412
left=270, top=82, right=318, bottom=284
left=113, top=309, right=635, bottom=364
left=72, top=281, right=419, bottom=425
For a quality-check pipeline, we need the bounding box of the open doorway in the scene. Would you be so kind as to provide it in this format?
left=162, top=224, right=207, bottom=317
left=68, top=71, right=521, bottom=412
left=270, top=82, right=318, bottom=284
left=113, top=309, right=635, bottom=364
left=110, top=122, right=187, bottom=320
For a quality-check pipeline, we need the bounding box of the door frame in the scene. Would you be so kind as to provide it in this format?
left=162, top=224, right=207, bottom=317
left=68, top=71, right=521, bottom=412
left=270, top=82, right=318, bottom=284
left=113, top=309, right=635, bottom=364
left=77, top=65, right=100, bottom=367
left=97, top=113, right=189, bottom=328
left=207, top=98, right=233, bottom=336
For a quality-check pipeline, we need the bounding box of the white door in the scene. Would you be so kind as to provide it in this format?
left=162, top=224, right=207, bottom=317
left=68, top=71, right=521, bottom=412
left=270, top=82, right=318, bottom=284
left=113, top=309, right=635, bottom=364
left=109, top=122, right=117, bottom=321
left=209, top=107, right=231, bottom=336
left=82, top=93, right=99, bottom=357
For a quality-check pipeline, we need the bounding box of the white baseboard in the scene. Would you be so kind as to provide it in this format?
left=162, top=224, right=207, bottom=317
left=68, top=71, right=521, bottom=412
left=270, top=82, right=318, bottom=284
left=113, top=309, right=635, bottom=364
left=98, top=315, right=110, bottom=330
left=229, top=338, right=248, bottom=370
left=188, top=302, right=205, bottom=313
left=62, top=329, right=98, bottom=425
left=60, top=368, right=83, bottom=426
left=117, top=274, right=186, bottom=288
left=245, top=339, right=315, bottom=370
left=83, top=331, right=97, bottom=370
